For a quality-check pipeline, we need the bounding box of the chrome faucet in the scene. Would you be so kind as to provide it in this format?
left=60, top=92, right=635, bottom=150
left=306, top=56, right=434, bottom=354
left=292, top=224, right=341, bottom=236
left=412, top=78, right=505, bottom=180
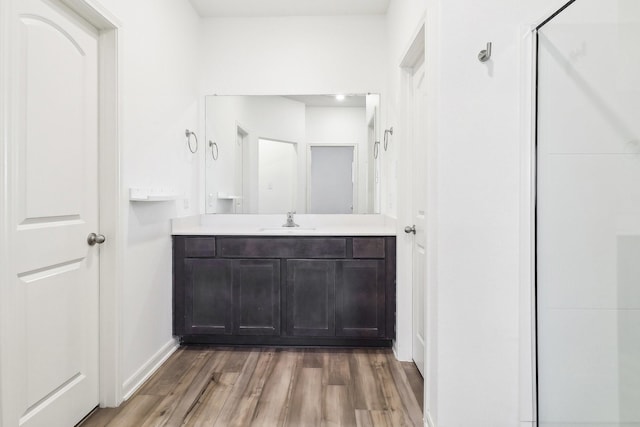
left=283, top=211, right=299, bottom=227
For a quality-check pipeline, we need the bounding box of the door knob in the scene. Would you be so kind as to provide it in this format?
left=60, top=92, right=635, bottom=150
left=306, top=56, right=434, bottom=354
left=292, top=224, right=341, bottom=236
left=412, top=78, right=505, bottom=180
left=87, top=233, right=106, bottom=246
left=404, top=225, right=416, bottom=234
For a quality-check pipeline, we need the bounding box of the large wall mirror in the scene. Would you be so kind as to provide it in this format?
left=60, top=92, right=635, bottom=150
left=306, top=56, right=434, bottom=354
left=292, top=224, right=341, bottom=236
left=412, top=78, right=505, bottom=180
left=205, top=94, right=381, bottom=214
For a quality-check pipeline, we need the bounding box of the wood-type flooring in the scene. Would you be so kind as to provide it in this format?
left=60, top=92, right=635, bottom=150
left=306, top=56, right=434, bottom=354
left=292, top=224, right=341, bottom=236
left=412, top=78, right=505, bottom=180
left=80, top=347, right=423, bottom=427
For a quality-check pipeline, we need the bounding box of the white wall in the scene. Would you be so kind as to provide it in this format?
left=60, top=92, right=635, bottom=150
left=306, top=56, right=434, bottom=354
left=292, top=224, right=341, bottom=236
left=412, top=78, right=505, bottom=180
left=385, top=0, right=568, bottom=426
left=96, top=0, right=202, bottom=400
left=199, top=16, right=386, bottom=96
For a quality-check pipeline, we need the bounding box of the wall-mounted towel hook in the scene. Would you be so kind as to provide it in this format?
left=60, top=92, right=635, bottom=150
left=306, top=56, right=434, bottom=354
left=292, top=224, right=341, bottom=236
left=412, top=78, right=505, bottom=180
left=209, top=140, right=219, bottom=160
left=478, top=42, right=492, bottom=63
left=185, top=129, right=198, bottom=153
left=383, top=127, right=393, bottom=151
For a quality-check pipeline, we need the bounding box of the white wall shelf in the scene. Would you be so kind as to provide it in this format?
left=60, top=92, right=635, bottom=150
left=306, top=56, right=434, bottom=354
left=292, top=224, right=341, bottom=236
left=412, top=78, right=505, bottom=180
left=129, top=187, right=181, bottom=202
left=217, top=192, right=242, bottom=200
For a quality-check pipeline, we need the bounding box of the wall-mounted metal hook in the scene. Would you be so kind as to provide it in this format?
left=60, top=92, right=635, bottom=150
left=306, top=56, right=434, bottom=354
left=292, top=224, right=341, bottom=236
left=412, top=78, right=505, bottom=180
left=478, top=42, right=492, bottom=62
left=383, top=127, right=393, bottom=151
left=208, top=140, right=219, bottom=160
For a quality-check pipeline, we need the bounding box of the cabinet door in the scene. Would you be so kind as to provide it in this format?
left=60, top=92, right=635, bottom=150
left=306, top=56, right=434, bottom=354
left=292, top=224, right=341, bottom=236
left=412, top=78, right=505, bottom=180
left=183, top=259, right=232, bottom=335
left=286, top=260, right=336, bottom=336
left=232, top=260, right=280, bottom=335
left=336, top=260, right=386, bottom=337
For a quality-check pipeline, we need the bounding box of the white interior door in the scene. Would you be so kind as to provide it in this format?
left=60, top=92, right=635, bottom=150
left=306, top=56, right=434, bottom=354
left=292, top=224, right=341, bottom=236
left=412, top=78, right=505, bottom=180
left=308, top=145, right=355, bottom=214
left=6, top=0, right=100, bottom=425
left=258, top=138, right=297, bottom=213
left=409, top=56, right=428, bottom=377
left=235, top=126, right=247, bottom=213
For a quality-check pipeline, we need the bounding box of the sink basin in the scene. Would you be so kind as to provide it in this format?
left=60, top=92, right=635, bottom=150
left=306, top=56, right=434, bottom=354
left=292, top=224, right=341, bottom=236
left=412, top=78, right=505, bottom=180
left=258, top=227, right=316, bottom=232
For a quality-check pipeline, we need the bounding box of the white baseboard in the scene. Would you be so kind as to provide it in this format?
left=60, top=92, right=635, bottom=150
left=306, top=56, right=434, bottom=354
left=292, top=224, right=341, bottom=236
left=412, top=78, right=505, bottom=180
left=121, top=338, right=179, bottom=401
left=425, top=411, right=435, bottom=427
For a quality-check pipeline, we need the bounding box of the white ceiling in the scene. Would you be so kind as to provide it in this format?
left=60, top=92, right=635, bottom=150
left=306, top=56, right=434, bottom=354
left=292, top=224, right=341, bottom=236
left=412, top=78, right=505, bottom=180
left=189, top=0, right=390, bottom=17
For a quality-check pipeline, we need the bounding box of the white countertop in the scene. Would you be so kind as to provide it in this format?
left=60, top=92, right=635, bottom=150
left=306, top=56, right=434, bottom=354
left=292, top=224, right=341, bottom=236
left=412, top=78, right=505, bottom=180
left=171, top=214, right=397, bottom=236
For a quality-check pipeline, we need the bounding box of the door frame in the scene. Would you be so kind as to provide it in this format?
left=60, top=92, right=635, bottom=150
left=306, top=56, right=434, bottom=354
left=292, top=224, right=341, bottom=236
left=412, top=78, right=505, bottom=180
left=306, top=143, right=358, bottom=214
left=0, top=0, right=123, bottom=422
left=397, top=15, right=439, bottom=427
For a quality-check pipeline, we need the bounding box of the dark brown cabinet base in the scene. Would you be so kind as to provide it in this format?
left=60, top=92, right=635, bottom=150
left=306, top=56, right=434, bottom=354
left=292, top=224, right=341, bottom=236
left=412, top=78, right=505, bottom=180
left=173, top=236, right=396, bottom=347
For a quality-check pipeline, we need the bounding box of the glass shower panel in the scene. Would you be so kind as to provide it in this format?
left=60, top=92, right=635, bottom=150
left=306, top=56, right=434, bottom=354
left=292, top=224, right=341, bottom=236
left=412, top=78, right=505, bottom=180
left=537, top=0, right=640, bottom=425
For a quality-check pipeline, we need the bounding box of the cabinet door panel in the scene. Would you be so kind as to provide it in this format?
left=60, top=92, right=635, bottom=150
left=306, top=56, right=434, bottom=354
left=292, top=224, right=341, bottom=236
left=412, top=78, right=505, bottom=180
left=336, top=260, right=385, bottom=337
left=184, top=259, right=232, bottom=334
left=287, top=260, right=336, bottom=336
left=232, top=260, right=280, bottom=335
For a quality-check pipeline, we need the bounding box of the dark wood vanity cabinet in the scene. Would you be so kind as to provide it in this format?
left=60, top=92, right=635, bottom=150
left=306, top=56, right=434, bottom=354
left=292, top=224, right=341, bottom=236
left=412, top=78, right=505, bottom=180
left=173, top=236, right=396, bottom=347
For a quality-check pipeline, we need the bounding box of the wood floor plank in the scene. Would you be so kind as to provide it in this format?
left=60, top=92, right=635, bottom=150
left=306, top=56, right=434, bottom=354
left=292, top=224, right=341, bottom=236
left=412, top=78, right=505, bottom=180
left=250, top=350, right=299, bottom=427
left=322, top=384, right=357, bottom=427
left=227, top=350, right=277, bottom=427
left=222, top=348, right=252, bottom=372
left=139, top=351, right=212, bottom=427
left=78, top=406, right=120, bottom=427
left=370, top=350, right=418, bottom=427
left=369, top=410, right=393, bottom=426
left=105, top=395, right=162, bottom=427
left=302, top=348, right=325, bottom=368
left=401, top=362, right=424, bottom=412
left=349, top=351, right=386, bottom=410
left=328, top=351, right=351, bottom=385
left=285, top=367, right=323, bottom=426
left=355, top=410, right=374, bottom=427
left=385, top=352, right=423, bottom=427
left=213, top=350, right=260, bottom=426
left=184, top=372, right=238, bottom=427
left=137, top=348, right=198, bottom=397
left=163, top=350, right=232, bottom=426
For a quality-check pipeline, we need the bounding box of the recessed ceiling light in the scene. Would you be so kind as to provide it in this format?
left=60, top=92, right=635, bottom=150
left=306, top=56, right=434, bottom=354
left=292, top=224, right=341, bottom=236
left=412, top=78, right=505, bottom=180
left=336, top=94, right=345, bottom=101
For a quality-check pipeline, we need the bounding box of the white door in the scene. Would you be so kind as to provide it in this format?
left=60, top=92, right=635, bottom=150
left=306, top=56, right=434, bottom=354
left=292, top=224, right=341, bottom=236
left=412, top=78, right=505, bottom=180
left=6, top=0, right=100, bottom=425
left=235, top=126, right=247, bottom=213
left=258, top=138, right=297, bottom=213
left=367, top=117, right=378, bottom=213
left=408, top=56, right=427, bottom=376
left=308, top=145, right=355, bottom=214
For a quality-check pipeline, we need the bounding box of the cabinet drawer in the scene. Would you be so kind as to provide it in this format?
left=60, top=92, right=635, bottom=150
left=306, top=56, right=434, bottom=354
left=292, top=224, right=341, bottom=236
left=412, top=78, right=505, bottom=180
left=352, top=238, right=385, bottom=259
left=218, top=237, right=346, bottom=258
left=184, top=237, right=216, bottom=258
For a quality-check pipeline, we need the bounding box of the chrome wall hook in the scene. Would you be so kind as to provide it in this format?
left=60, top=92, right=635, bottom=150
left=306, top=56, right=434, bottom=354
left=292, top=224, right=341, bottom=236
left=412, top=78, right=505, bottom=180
left=478, top=42, right=492, bottom=62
